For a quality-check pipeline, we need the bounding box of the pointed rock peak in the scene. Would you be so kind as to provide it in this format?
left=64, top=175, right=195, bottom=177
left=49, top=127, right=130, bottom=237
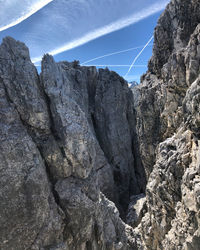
left=0, top=36, right=30, bottom=60
left=42, top=53, right=55, bottom=64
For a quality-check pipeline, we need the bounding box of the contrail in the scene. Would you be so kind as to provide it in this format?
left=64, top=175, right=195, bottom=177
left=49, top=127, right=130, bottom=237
left=0, top=0, right=53, bottom=32
left=34, top=63, right=146, bottom=67
left=32, top=2, right=168, bottom=63
left=82, top=64, right=147, bottom=67
left=124, top=36, right=154, bottom=78
left=81, top=45, right=152, bottom=65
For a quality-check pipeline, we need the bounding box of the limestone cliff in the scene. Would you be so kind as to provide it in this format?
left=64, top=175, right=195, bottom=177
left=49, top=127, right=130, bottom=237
left=0, top=37, right=145, bottom=249
left=0, top=0, right=200, bottom=249
left=132, top=0, right=200, bottom=249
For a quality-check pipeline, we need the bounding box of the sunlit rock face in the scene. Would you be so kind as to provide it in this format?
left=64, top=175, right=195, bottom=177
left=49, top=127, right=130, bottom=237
left=132, top=0, right=200, bottom=177
left=0, top=0, right=200, bottom=249
left=132, top=0, right=200, bottom=249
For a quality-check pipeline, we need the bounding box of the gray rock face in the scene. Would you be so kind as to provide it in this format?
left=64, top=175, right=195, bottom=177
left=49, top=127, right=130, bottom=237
left=133, top=1, right=200, bottom=178
left=0, top=37, right=142, bottom=249
left=93, top=69, right=145, bottom=213
left=149, top=0, right=200, bottom=77
left=126, top=194, right=146, bottom=228
left=0, top=0, right=200, bottom=249
left=131, top=0, right=200, bottom=249
left=0, top=38, right=64, bottom=250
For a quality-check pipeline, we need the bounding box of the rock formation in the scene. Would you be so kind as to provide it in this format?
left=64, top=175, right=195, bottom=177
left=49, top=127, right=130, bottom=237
left=0, top=37, right=144, bottom=249
left=0, top=0, right=199, bottom=249
left=132, top=0, right=200, bottom=249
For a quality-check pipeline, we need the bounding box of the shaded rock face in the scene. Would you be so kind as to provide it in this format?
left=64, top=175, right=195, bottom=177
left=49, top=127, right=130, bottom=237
left=0, top=37, right=145, bottom=249
left=126, top=194, right=146, bottom=228
left=132, top=0, right=200, bottom=249
left=93, top=69, right=145, bottom=212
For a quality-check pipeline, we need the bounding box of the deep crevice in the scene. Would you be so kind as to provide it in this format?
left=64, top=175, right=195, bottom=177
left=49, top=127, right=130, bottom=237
left=43, top=91, right=61, bottom=142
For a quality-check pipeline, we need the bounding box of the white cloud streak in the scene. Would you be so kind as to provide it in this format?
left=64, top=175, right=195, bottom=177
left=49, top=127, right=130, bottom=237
left=0, top=0, right=169, bottom=64
left=124, top=36, right=154, bottom=78
left=81, top=44, right=153, bottom=65
left=83, top=65, right=147, bottom=67
left=31, top=1, right=168, bottom=63
left=0, top=0, right=53, bottom=32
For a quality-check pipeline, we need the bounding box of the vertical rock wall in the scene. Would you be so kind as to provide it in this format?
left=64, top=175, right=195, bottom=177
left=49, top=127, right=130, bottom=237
left=132, top=1, right=200, bottom=249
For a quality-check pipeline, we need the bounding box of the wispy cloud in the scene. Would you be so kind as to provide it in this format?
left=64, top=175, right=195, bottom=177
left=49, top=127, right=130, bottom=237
left=0, top=0, right=53, bottom=32
left=0, top=0, right=170, bottom=63
left=31, top=1, right=169, bottom=63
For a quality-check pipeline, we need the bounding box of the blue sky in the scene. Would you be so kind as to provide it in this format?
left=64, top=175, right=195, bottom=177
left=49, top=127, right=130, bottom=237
left=0, top=0, right=170, bottom=83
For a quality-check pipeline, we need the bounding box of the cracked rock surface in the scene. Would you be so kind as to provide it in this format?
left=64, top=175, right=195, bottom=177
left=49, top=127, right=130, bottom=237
left=0, top=37, right=143, bottom=249
left=0, top=0, right=200, bottom=249
left=132, top=0, right=200, bottom=249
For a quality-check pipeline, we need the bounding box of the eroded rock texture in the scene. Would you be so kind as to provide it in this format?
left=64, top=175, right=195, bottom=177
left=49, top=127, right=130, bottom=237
left=0, top=0, right=200, bottom=249
left=132, top=0, right=200, bottom=249
left=0, top=36, right=144, bottom=249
